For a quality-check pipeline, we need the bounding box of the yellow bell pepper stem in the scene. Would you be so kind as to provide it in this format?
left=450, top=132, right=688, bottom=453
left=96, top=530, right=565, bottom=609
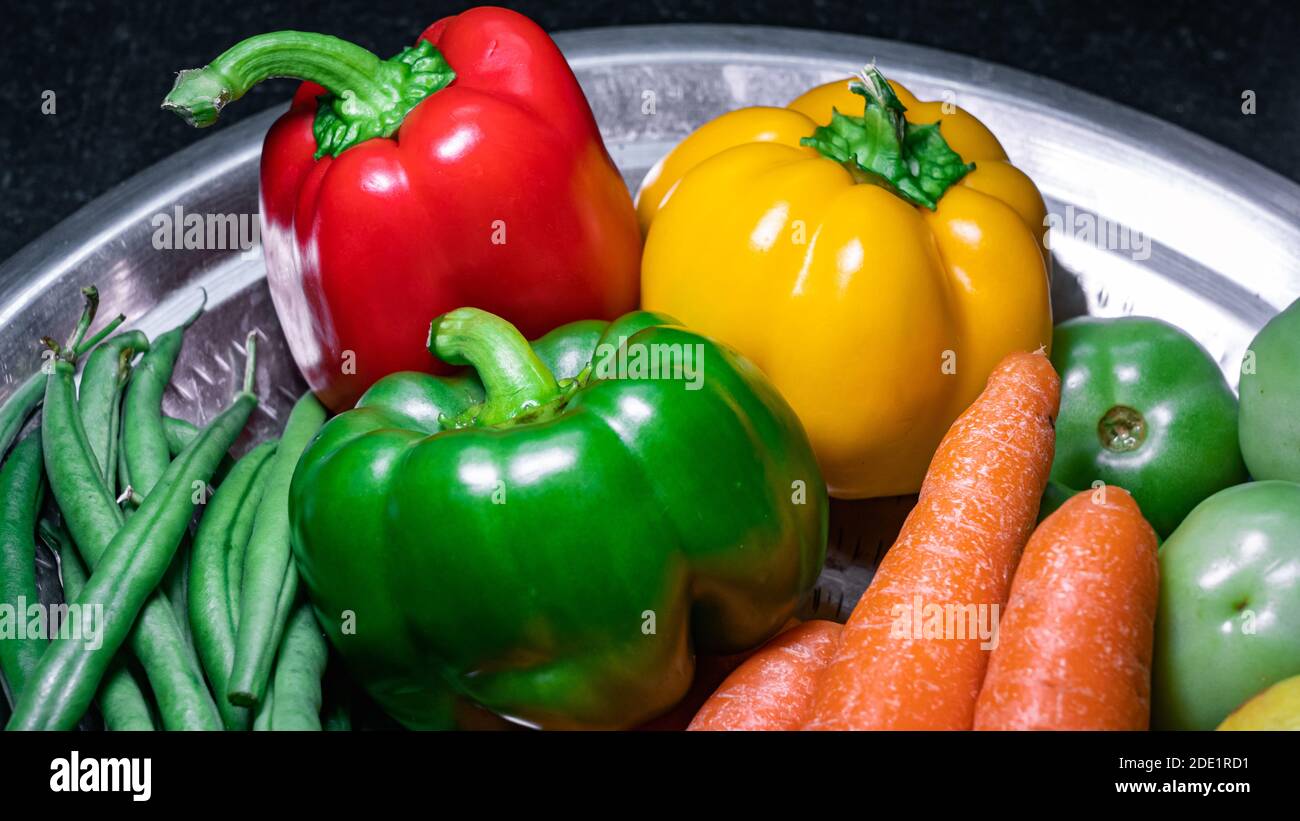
left=800, top=65, right=974, bottom=210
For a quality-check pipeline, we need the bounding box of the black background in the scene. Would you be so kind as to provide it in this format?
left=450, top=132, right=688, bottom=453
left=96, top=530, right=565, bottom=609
left=1, top=0, right=1296, bottom=262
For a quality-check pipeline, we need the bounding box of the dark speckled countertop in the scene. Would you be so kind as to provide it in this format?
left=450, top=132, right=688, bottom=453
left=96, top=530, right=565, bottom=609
left=1, top=0, right=1296, bottom=261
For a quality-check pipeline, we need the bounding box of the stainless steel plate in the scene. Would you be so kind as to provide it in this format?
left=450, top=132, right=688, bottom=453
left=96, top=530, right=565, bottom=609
left=3, top=25, right=1298, bottom=622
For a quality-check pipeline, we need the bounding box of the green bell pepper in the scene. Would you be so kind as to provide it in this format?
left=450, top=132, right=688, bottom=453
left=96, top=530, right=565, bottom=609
left=1152, top=481, right=1300, bottom=730
left=1048, top=316, right=1248, bottom=537
left=289, top=308, right=828, bottom=729
left=1239, top=297, right=1300, bottom=483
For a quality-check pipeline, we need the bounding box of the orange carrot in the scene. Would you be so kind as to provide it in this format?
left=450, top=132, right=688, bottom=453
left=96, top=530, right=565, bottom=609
left=687, top=620, right=843, bottom=731
left=805, top=351, right=1060, bottom=730
left=973, top=487, right=1158, bottom=730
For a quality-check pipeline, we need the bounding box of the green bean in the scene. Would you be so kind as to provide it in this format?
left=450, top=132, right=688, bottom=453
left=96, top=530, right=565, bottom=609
left=77, top=330, right=149, bottom=492
left=161, top=415, right=199, bottom=450
left=0, top=288, right=124, bottom=460
left=165, top=548, right=193, bottom=655
left=162, top=416, right=236, bottom=486
left=105, top=390, right=123, bottom=498
left=0, top=378, right=45, bottom=468
left=120, top=294, right=204, bottom=497
left=228, top=392, right=326, bottom=708
left=268, top=601, right=329, bottom=730
left=8, top=336, right=257, bottom=730
left=120, top=300, right=204, bottom=652
left=225, top=475, right=255, bottom=620
left=0, top=434, right=46, bottom=702
left=47, top=522, right=155, bottom=731
left=189, top=441, right=275, bottom=730
left=116, top=440, right=132, bottom=503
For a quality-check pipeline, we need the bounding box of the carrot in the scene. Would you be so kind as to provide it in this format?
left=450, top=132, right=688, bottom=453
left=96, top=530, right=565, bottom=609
left=805, top=351, right=1060, bottom=730
left=688, top=620, right=843, bottom=731
left=973, top=487, right=1158, bottom=730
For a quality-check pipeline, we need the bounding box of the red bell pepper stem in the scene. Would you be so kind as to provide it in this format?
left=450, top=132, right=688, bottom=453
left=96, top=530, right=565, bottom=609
left=429, top=308, right=562, bottom=428
left=163, top=32, right=386, bottom=126
left=162, top=31, right=455, bottom=157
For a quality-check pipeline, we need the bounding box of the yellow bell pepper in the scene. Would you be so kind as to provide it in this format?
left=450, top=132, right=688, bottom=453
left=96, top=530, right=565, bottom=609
left=638, top=66, right=1052, bottom=498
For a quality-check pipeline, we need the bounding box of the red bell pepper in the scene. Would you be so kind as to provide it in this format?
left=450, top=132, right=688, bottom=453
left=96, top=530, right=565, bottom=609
left=163, top=7, right=640, bottom=410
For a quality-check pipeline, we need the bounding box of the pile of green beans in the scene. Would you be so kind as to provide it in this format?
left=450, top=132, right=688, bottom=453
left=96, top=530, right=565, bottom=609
left=10, top=338, right=255, bottom=729
left=0, top=286, right=338, bottom=732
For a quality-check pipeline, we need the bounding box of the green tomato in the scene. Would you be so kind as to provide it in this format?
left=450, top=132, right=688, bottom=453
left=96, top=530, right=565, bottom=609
left=1049, top=316, right=1248, bottom=537
left=1152, top=481, right=1300, bottom=730
left=1240, top=297, right=1300, bottom=482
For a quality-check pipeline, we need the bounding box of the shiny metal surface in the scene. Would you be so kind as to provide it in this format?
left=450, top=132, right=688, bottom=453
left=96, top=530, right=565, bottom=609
left=3, top=25, right=1298, bottom=621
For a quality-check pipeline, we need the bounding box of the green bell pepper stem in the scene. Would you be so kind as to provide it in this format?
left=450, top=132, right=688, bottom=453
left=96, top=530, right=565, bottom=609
left=429, top=308, right=563, bottom=427
left=800, top=64, right=974, bottom=210
left=162, top=31, right=455, bottom=158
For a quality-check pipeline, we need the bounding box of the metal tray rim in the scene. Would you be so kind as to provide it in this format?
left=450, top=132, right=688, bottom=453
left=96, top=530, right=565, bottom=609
left=554, top=25, right=1300, bottom=242
left=4, top=23, right=1299, bottom=323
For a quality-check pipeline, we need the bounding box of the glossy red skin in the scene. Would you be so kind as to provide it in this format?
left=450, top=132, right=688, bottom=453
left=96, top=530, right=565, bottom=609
left=260, top=7, right=641, bottom=410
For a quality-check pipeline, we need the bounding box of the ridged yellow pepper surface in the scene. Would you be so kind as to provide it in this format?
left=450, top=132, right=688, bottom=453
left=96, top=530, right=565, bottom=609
left=638, top=67, right=1052, bottom=498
